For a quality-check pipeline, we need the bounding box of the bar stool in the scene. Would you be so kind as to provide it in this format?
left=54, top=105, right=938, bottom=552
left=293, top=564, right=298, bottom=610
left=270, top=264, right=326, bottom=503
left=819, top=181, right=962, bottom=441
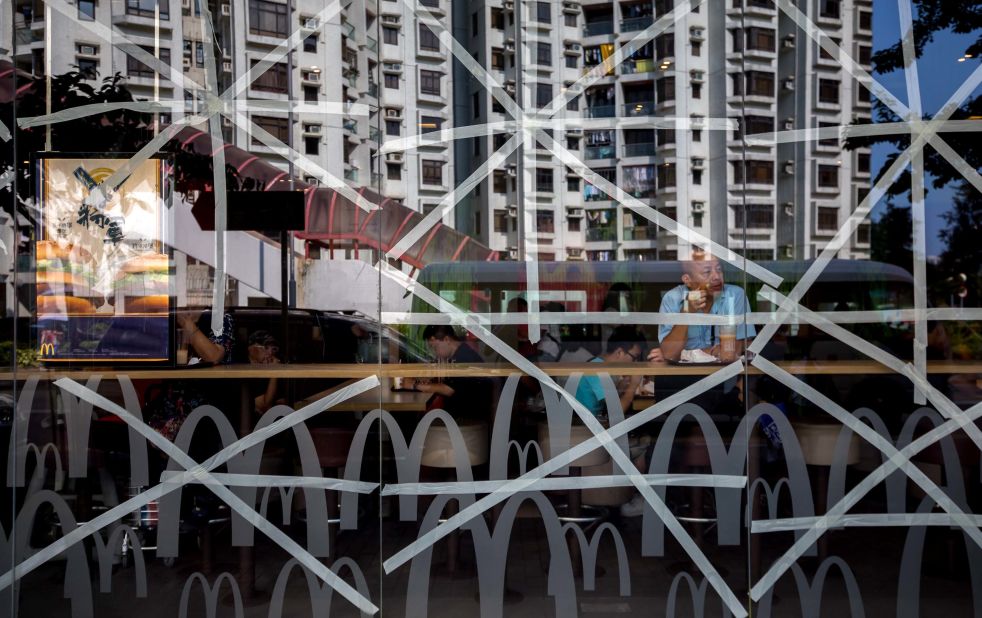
left=538, top=422, right=610, bottom=523
left=310, top=427, right=355, bottom=557
left=792, top=418, right=859, bottom=559
left=420, top=419, right=489, bottom=573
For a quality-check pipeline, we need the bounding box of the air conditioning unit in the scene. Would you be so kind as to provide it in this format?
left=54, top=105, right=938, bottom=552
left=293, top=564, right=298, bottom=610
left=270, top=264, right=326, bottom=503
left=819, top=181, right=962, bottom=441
left=381, top=14, right=400, bottom=25
left=304, top=124, right=322, bottom=135
left=221, top=60, right=231, bottom=72
left=783, top=160, right=794, bottom=175
left=690, top=70, right=704, bottom=82
left=783, top=77, right=795, bottom=91
left=508, top=248, right=519, bottom=259
left=504, top=0, right=514, bottom=10
left=566, top=42, right=581, bottom=52
left=783, top=202, right=794, bottom=216
left=182, top=57, right=192, bottom=68
left=783, top=34, right=795, bottom=49
left=566, top=128, right=582, bottom=136
left=181, top=0, right=190, bottom=9
left=383, top=62, right=403, bottom=72
left=386, top=152, right=403, bottom=162
left=781, top=245, right=793, bottom=258
left=690, top=27, right=704, bottom=39
left=507, top=205, right=518, bottom=217
left=303, top=71, right=321, bottom=82
left=220, top=3, right=230, bottom=16
left=783, top=118, right=794, bottom=130
left=692, top=202, right=705, bottom=212
left=222, top=116, right=232, bottom=127
left=563, top=2, right=580, bottom=13
left=303, top=17, right=319, bottom=30
left=506, top=165, right=517, bottom=177
left=77, top=44, right=98, bottom=56
left=222, top=48, right=230, bottom=59
left=692, top=158, right=704, bottom=169
left=385, top=108, right=402, bottom=119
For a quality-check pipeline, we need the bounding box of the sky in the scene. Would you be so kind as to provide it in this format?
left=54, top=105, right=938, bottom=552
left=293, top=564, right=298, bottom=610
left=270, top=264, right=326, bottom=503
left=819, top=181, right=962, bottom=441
left=871, top=1, right=981, bottom=258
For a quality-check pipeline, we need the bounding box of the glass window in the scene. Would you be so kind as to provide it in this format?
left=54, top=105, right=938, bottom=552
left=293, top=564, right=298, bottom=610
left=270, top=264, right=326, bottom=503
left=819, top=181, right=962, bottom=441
left=127, top=46, right=171, bottom=79
left=421, top=159, right=443, bottom=185
left=384, top=73, right=399, bottom=89
left=251, top=115, right=289, bottom=143
left=387, top=163, right=402, bottom=180
left=250, top=60, right=288, bottom=93
left=419, top=24, right=440, bottom=51
left=535, top=168, right=554, bottom=193
left=536, top=42, right=551, bottom=65
left=535, top=1, right=550, bottom=23
left=383, top=26, right=399, bottom=45
left=249, top=0, right=288, bottom=37
left=733, top=203, right=775, bottom=228
left=746, top=27, right=775, bottom=51
left=420, top=70, right=441, bottom=95
left=304, top=136, right=319, bottom=155
left=819, top=0, right=840, bottom=19
left=126, top=0, right=168, bottom=19
left=734, top=160, right=774, bottom=184
left=78, top=0, right=96, bottom=20
left=818, top=164, right=839, bottom=187
left=303, top=33, right=317, bottom=52
left=817, top=206, right=839, bottom=230
left=536, top=83, right=552, bottom=108
left=419, top=116, right=443, bottom=134
left=819, top=78, right=840, bottom=104
left=745, top=71, right=774, bottom=96
left=385, top=120, right=400, bottom=136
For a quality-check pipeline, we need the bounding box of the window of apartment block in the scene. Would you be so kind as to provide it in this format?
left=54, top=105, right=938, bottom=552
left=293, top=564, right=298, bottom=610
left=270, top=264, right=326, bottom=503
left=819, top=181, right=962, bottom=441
left=819, top=0, right=840, bottom=19
left=731, top=28, right=744, bottom=53
left=491, top=8, right=504, bottom=29
left=127, top=46, right=170, bottom=79
left=692, top=82, right=702, bottom=99
left=537, top=211, right=555, bottom=233
left=744, top=115, right=773, bottom=137
left=819, top=38, right=841, bottom=60
left=693, top=169, right=703, bottom=185
left=655, top=33, right=674, bottom=60
left=77, top=58, right=98, bottom=78
left=249, top=0, right=288, bottom=37
left=385, top=120, right=400, bottom=136
left=654, top=0, right=673, bottom=16
left=745, top=248, right=773, bottom=260
left=251, top=60, right=288, bottom=93
left=567, top=177, right=580, bottom=191
left=657, top=164, right=676, bottom=189
left=492, top=49, right=505, bottom=69
left=304, top=136, right=319, bottom=155
left=565, top=12, right=577, bottom=27
left=419, top=24, right=440, bottom=51
left=858, top=45, right=872, bottom=65
left=303, top=86, right=317, bottom=102
left=383, top=26, right=398, bottom=45
left=195, top=42, right=204, bottom=67
left=420, top=70, right=441, bottom=95
left=692, top=212, right=703, bottom=227
left=536, top=83, right=552, bottom=108
left=691, top=40, right=702, bottom=56
left=857, top=151, right=871, bottom=174
left=656, top=129, right=675, bottom=145
left=535, top=1, right=550, bottom=23
left=734, top=160, right=774, bottom=184
left=78, top=0, right=96, bottom=20
left=384, top=163, right=400, bottom=181
left=856, top=222, right=871, bottom=244
left=536, top=42, right=552, bottom=66
left=493, top=172, right=507, bottom=193
left=251, top=116, right=289, bottom=144
left=746, top=27, right=775, bottom=51
left=472, top=92, right=481, bottom=118
left=568, top=217, right=581, bottom=232
left=817, top=206, right=838, bottom=230
left=384, top=73, right=399, bottom=89
left=733, top=204, right=775, bottom=229
left=858, top=10, right=872, bottom=30
left=421, top=160, right=443, bottom=185
left=420, top=115, right=442, bottom=134
left=536, top=168, right=554, bottom=193
left=126, top=0, right=168, bottom=19
left=819, top=122, right=839, bottom=147
left=493, top=134, right=507, bottom=150
left=819, top=79, right=839, bottom=104
left=746, top=71, right=774, bottom=96
left=566, top=137, right=579, bottom=150
left=303, top=33, right=317, bottom=52
left=494, top=211, right=508, bottom=233
left=817, top=164, right=839, bottom=187
left=656, top=76, right=675, bottom=102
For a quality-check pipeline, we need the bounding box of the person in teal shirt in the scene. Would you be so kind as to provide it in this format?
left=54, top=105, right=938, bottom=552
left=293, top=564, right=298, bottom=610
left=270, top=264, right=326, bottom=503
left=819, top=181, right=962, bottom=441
left=574, top=326, right=646, bottom=417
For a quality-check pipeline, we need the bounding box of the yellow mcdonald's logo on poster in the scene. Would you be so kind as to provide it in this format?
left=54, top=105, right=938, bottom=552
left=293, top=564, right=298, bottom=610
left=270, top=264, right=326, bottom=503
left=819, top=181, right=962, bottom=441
left=39, top=343, right=56, bottom=357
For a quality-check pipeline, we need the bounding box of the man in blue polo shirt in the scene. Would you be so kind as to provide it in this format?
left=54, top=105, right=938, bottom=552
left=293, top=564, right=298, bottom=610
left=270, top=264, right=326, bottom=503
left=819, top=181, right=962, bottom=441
left=574, top=326, right=646, bottom=417
left=658, top=248, right=755, bottom=360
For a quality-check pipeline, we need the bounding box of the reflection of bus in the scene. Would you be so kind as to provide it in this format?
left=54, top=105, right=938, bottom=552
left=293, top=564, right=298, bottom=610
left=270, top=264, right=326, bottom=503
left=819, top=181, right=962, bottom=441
left=412, top=260, right=921, bottom=361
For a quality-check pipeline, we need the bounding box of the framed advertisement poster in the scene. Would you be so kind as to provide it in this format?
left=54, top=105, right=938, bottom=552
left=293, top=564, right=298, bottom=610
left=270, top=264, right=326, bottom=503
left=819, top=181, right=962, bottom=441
left=34, top=153, right=174, bottom=365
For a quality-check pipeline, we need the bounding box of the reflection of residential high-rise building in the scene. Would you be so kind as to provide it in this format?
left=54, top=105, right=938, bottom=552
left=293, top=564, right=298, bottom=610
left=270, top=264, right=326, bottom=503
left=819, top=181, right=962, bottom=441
left=583, top=0, right=871, bottom=260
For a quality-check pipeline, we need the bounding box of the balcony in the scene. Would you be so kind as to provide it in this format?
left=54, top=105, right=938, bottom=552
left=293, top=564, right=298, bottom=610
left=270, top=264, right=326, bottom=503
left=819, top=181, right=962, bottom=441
left=368, top=81, right=379, bottom=97
left=621, top=58, right=656, bottom=74
left=621, top=16, right=653, bottom=32
left=342, top=49, right=358, bottom=67
left=366, top=36, right=378, bottom=52
left=623, top=101, right=654, bottom=116
left=583, top=20, right=614, bottom=37
left=584, top=144, right=616, bottom=160
left=623, top=142, right=655, bottom=157
left=583, top=105, right=615, bottom=118
left=622, top=225, right=659, bottom=241
left=585, top=227, right=616, bottom=242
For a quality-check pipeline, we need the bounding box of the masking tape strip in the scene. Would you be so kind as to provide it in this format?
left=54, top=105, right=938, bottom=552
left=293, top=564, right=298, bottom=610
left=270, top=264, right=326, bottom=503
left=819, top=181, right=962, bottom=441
left=753, top=512, right=982, bottom=533
left=160, top=471, right=379, bottom=494
left=381, top=474, right=748, bottom=496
